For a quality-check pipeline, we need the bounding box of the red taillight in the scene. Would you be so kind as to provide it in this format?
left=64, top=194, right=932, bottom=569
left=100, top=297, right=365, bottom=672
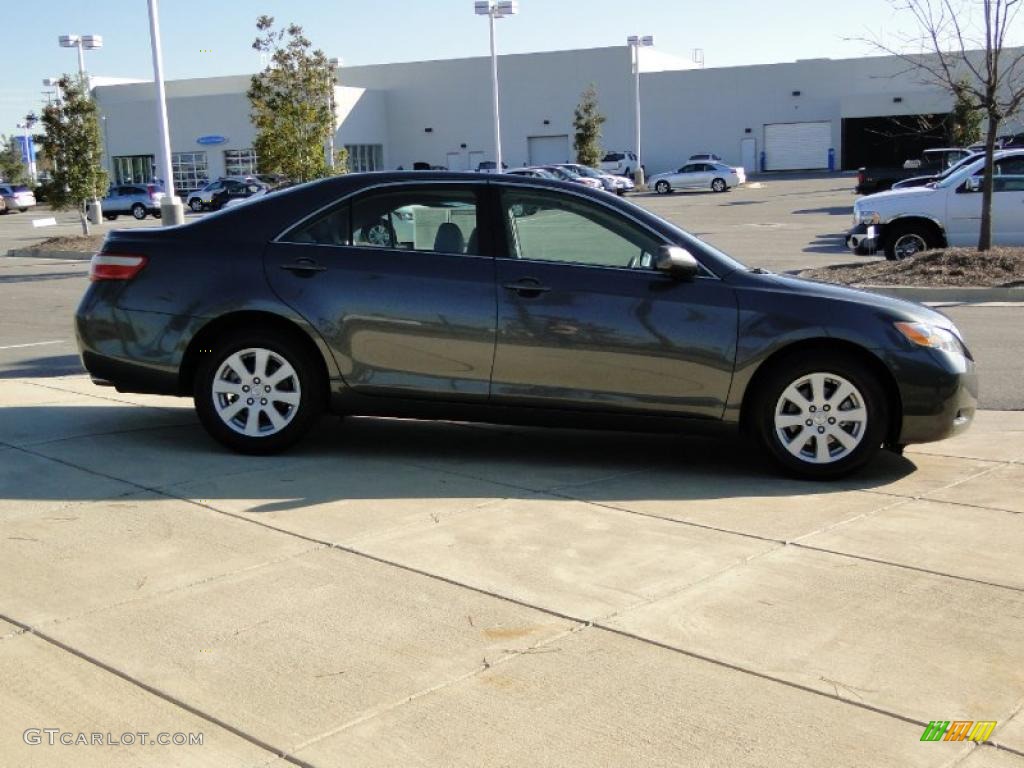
left=89, top=253, right=148, bottom=281
left=857, top=170, right=866, bottom=185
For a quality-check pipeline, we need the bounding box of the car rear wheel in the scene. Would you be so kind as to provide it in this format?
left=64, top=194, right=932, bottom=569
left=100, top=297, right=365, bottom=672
left=654, top=180, right=671, bottom=194
left=711, top=178, right=727, bottom=193
left=103, top=213, right=118, bottom=221
left=194, top=329, right=325, bottom=454
left=189, top=198, right=204, bottom=212
left=18, top=207, right=28, bottom=213
left=131, top=203, right=146, bottom=220
left=884, top=223, right=933, bottom=261
left=753, top=354, right=888, bottom=479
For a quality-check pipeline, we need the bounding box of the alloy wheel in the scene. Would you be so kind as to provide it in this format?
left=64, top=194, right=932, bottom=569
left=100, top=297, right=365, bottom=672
left=893, top=232, right=927, bottom=260
left=211, top=347, right=302, bottom=437
left=773, top=372, right=868, bottom=464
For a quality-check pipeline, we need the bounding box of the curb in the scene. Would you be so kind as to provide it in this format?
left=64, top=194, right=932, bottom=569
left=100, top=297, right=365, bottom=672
left=856, top=285, right=1024, bottom=304
left=4, top=248, right=93, bottom=261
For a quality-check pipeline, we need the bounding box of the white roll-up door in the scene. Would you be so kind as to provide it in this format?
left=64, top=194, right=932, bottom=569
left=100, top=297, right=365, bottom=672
left=764, top=122, right=832, bottom=170
left=527, top=135, right=570, bottom=166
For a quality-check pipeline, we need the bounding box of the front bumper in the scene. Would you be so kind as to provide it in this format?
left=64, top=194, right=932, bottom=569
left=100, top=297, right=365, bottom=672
left=893, top=347, right=978, bottom=446
left=846, top=222, right=879, bottom=253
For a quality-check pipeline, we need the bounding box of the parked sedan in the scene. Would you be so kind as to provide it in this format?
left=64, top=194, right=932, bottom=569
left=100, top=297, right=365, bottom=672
left=77, top=172, right=976, bottom=479
left=540, top=165, right=603, bottom=190
left=557, top=163, right=634, bottom=195
left=101, top=184, right=164, bottom=220
left=209, top=180, right=268, bottom=210
left=0, top=184, right=37, bottom=213
left=650, top=162, right=746, bottom=194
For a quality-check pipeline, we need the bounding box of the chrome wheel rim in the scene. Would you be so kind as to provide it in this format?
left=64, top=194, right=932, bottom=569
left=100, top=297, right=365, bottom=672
left=132, top=206, right=145, bottom=219
left=774, top=372, right=867, bottom=465
left=190, top=199, right=203, bottom=211
left=366, top=222, right=393, bottom=247
left=893, top=233, right=926, bottom=260
left=712, top=179, right=726, bottom=192
left=212, top=347, right=301, bottom=437
left=656, top=181, right=669, bottom=193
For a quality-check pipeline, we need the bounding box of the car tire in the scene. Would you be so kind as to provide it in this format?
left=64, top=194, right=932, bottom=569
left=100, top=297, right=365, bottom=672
left=711, top=178, right=728, bottom=193
left=103, top=213, right=118, bottom=221
left=752, top=353, right=888, bottom=479
left=654, top=180, right=671, bottom=194
left=131, top=203, right=146, bottom=220
left=153, top=210, right=162, bottom=219
left=18, top=207, right=28, bottom=213
left=884, top=222, right=934, bottom=261
left=189, top=198, right=204, bottom=212
left=194, top=328, right=325, bottom=454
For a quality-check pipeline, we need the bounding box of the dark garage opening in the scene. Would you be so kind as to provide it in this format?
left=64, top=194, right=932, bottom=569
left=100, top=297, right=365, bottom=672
left=841, top=114, right=951, bottom=170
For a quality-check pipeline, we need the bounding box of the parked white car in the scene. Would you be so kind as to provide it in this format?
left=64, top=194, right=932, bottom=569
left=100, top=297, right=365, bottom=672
left=848, top=150, right=1024, bottom=259
left=0, top=184, right=36, bottom=213
left=599, top=150, right=641, bottom=177
left=556, top=163, right=635, bottom=195
left=649, top=162, right=746, bottom=194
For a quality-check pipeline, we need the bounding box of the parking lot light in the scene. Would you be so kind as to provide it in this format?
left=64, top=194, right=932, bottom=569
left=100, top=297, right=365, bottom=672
left=146, top=0, right=184, bottom=225
left=59, top=33, right=102, bottom=79
left=626, top=34, right=654, bottom=188
left=474, top=0, right=519, bottom=173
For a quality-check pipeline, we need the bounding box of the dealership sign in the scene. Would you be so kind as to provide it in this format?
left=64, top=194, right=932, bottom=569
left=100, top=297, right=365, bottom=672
left=196, top=135, right=227, bottom=145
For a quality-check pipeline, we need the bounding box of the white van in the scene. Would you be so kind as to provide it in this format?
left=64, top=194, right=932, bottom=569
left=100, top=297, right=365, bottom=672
left=848, top=150, right=1024, bottom=259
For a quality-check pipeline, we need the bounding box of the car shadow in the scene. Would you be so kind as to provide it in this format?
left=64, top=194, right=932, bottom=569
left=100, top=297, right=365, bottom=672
left=792, top=206, right=853, bottom=216
left=0, top=355, right=84, bottom=378
left=803, top=233, right=859, bottom=255
left=1, top=405, right=919, bottom=509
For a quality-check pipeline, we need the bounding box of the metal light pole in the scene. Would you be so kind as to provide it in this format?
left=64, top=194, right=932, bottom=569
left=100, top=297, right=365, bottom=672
left=146, top=0, right=184, bottom=224
left=327, top=57, right=339, bottom=170
left=59, top=34, right=103, bottom=82
left=474, top=1, right=518, bottom=173
left=626, top=35, right=653, bottom=188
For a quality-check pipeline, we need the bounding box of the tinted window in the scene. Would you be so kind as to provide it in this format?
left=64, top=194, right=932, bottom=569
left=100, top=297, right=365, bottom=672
left=286, top=204, right=351, bottom=246
left=351, top=188, right=480, bottom=254
left=603, top=153, right=623, bottom=162
left=502, top=189, right=661, bottom=269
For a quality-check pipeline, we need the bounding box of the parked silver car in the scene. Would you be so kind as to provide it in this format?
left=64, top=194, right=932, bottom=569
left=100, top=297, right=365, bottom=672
left=557, top=163, right=635, bottom=195
left=102, top=184, right=165, bottom=220
left=0, top=184, right=37, bottom=213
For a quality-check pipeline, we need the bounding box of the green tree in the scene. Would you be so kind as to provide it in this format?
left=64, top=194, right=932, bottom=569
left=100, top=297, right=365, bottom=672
left=573, top=84, right=606, bottom=167
left=0, top=136, right=29, bottom=185
left=248, top=16, right=337, bottom=183
left=949, top=79, right=982, bottom=148
left=41, top=76, right=107, bottom=234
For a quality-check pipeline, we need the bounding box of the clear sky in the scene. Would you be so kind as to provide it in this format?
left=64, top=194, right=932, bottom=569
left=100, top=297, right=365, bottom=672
left=1, top=0, right=1020, bottom=139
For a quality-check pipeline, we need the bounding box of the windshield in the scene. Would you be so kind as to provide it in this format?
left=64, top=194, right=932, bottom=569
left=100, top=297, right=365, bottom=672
left=547, top=167, right=577, bottom=180
left=572, top=166, right=601, bottom=178
left=937, top=157, right=987, bottom=189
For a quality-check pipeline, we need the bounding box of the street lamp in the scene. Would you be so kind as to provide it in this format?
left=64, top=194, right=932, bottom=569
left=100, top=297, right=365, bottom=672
left=327, top=57, right=339, bottom=170
left=58, top=34, right=103, bottom=80
left=626, top=34, right=653, bottom=187
left=146, top=0, right=184, bottom=224
left=474, top=0, right=518, bottom=173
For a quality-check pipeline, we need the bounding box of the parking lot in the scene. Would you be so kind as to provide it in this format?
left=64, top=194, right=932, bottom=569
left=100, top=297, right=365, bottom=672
left=2, top=175, right=1024, bottom=767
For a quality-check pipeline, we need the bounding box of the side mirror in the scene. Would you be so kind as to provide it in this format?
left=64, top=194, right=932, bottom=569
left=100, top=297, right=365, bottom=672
left=961, top=177, right=981, bottom=193
left=655, top=245, right=700, bottom=281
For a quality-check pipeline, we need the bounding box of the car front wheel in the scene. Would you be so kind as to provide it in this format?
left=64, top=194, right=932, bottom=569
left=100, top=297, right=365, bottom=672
left=194, top=329, right=325, bottom=454
left=754, top=354, right=888, bottom=479
left=884, top=223, right=933, bottom=261
left=190, top=198, right=204, bottom=212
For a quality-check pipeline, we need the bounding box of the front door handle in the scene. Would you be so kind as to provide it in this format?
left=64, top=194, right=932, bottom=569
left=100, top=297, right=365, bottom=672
left=502, top=279, right=551, bottom=298
left=280, top=258, right=326, bottom=275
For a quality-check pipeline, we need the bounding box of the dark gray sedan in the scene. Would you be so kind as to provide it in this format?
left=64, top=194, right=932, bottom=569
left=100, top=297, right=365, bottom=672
left=76, top=172, right=976, bottom=478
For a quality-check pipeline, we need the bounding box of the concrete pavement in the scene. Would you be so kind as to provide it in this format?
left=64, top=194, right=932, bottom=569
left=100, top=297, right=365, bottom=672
left=1, top=376, right=1023, bottom=766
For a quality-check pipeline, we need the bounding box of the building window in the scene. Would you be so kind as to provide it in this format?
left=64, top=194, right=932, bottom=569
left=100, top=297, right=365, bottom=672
left=345, top=144, right=383, bottom=173
left=171, top=151, right=208, bottom=193
left=224, top=149, right=258, bottom=177
left=113, top=155, right=155, bottom=185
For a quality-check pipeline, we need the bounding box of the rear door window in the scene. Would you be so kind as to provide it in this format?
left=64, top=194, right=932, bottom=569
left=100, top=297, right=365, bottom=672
left=351, top=188, right=480, bottom=254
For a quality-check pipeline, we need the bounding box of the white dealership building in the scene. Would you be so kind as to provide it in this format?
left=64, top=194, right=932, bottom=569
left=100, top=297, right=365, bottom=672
left=93, top=44, right=1019, bottom=192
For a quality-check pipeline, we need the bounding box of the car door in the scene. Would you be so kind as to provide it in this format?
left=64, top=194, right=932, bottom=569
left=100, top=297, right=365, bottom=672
left=108, top=187, right=129, bottom=213
left=946, top=156, right=1024, bottom=245
left=490, top=185, right=738, bottom=418
left=264, top=183, right=497, bottom=399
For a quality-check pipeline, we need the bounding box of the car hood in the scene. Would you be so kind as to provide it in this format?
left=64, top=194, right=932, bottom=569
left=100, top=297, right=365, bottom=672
left=732, top=270, right=955, bottom=327
left=856, top=185, right=935, bottom=208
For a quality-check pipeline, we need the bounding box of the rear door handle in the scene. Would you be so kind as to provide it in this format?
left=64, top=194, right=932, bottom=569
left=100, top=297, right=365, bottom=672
left=280, top=258, right=326, bottom=274
left=502, top=279, right=551, bottom=298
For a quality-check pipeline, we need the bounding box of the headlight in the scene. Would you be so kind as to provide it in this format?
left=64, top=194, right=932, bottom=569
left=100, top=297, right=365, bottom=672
left=857, top=210, right=881, bottom=226
left=894, top=321, right=963, bottom=354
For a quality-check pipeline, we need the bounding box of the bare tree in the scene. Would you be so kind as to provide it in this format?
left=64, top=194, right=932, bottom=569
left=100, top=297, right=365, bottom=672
left=866, top=0, right=1024, bottom=250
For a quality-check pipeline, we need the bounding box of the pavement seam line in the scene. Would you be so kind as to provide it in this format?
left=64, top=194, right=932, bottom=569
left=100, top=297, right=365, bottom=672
left=290, top=623, right=588, bottom=754
left=0, top=611, right=319, bottom=768
left=860, top=490, right=1023, bottom=517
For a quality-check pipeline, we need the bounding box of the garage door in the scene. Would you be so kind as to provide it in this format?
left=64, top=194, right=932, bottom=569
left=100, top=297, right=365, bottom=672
left=527, top=135, right=570, bottom=166
left=764, top=122, right=832, bottom=171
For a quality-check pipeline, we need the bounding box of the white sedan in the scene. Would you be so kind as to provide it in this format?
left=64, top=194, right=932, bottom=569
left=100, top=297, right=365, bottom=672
left=649, top=162, right=746, bottom=194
